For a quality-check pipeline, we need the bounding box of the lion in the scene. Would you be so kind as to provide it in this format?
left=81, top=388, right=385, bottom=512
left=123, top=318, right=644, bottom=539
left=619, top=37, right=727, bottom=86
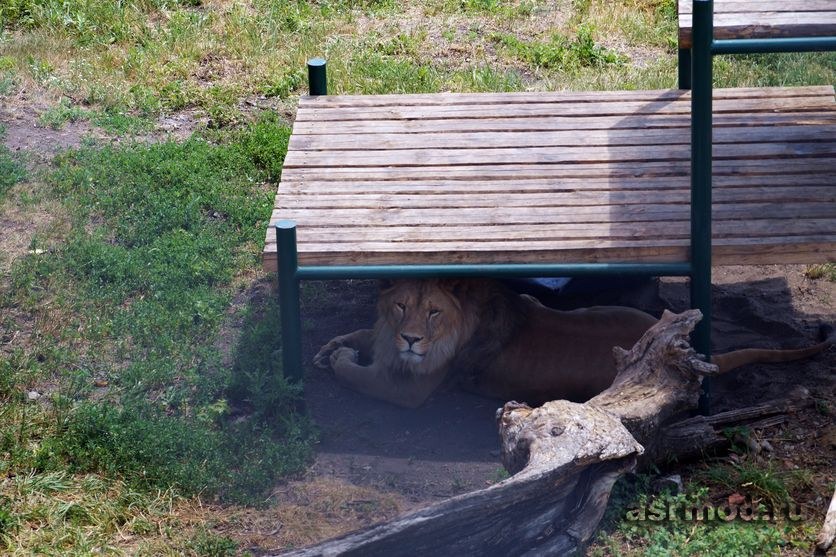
left=314, top=279, right=834, bottom=408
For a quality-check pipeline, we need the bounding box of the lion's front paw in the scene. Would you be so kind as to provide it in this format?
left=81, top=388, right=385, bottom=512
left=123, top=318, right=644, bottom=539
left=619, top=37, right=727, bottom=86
left=330, top=346, right=359, bottom=370
left=314, top=337, right=346, bottom=369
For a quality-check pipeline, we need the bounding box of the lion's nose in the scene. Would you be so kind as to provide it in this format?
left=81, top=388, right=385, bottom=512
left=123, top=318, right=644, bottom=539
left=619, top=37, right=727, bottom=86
left=401, top=334, right=423, bottom=346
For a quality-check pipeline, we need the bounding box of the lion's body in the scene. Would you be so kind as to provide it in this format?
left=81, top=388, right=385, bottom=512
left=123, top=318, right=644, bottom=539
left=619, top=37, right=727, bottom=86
left=315, top=279, right=833, bottom=408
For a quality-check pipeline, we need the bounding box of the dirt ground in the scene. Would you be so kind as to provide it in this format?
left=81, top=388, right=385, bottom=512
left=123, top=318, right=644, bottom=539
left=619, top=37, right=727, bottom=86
left=273, top=266, right=834, bottom=550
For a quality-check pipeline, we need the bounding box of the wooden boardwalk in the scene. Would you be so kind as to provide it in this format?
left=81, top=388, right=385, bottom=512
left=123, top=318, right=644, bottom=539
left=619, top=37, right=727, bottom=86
left=263, top=86, right=836, bottom=273
left=679, top=0, right=836, bottom=48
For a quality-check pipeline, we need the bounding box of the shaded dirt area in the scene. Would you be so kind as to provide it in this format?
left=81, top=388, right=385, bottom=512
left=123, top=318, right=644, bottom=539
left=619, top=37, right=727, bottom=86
left=257, top=265, right=833, bottom=552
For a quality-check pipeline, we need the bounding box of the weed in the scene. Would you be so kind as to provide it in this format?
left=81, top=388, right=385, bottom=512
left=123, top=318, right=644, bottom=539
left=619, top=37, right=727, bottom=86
left=188, top=528, right=238, bottom=557
left=805, top=263, right=836, bottom=282
left=697, top=460, right=812, bottom=507
left=90, top=108, right=154, bottom=135
left=262, top=69, right=305, bottom=99
left=493, top=24, right=625, bottom=71
left=452, top=65, right=524, bottom=92
left=38, top=98, right=87, bottom=130
left=26, top=55, right=53, bottom=84
left=344, top=51, right=442, bottom=94
left=488, top=467, right=510, bottom=484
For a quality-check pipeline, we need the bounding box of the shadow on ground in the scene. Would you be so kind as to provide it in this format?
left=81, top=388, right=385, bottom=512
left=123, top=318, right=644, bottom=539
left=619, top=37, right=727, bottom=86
left=286, top=267, right=833, bottom=509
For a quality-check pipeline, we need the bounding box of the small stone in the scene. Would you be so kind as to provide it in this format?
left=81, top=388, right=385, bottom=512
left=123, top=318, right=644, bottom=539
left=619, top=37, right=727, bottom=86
left=26, top=390, right=40, bottom=401
left=652, top=474, right=683, bottom=495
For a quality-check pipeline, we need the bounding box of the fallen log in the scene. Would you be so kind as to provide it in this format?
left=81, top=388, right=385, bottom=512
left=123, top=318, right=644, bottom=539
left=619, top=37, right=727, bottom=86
left=274, top=310, right=791, bottom=556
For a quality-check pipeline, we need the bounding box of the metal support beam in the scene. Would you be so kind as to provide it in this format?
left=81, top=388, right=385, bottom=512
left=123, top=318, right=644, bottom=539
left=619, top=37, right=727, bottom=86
left=678, top=48, right=692, bottom=89
left=276, top=221, right=303, bottom=382
left=713, top=36, right=836, bottom=55
left=307, top=58, right=327, bottom=96
left=295, top=262, right=692, bottom=281
left=691, top=0, right=714, bottom=415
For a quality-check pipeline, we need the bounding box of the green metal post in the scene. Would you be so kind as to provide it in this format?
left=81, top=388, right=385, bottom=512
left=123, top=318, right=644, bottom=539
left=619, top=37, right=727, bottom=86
left=307, top=58, right=327, bottom=96
left=691, top=0, right=713, bottom=415
left=276, top=221, right=303, bottom=382
left=678, top=48, right=692, bottom=89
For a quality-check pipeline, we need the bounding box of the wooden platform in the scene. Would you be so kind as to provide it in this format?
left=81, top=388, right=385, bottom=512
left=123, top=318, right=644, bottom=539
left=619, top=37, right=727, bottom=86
left=263, top=86, right=836, bottom=273
left=679, top=0, right=836, bottom=48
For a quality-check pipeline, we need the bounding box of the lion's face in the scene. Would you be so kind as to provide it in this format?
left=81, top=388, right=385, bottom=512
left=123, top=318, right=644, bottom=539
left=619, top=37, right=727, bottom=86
left=378, top=280, right=465, bottom=368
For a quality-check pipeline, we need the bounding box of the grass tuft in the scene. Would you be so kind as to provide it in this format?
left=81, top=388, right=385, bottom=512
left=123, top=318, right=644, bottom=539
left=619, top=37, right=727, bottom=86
left=493, top=24, right=625, bottom=71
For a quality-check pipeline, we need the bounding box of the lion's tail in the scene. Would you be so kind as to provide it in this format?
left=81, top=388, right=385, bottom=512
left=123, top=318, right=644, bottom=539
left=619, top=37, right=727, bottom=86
left=711, top=324, right=835, bottom=374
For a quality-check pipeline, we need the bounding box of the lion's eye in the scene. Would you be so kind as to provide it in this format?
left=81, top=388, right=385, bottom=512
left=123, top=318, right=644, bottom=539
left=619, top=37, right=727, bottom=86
left=428, top=309, right=441, bottom=318
left=395, top=303, right=406, bottom=312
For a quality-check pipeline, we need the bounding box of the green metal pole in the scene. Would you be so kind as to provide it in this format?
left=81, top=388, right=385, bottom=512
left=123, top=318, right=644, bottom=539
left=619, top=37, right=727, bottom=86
left=713, top=36, right=836, bottom=54
left=307, top=58, right=327, bottom=96
left=276, top=221, right=303, bottom=382
left=678, top=48, right=692, bottom=89
left=296, top=262, right=692, bottom=281
left=691, top=0, right=713, bottom=415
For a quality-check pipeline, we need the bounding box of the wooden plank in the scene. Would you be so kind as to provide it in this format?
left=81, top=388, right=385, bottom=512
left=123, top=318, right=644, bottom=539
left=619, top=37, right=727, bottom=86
left=298, top=86, right=835, bottom=109
left=278, top=174, right=834, bottom=195
left=264, top=219, right=836, bottom=247
left=262, top=241, right=835, bottom=273
left=270, top=202, right=836, bottom=227
left=284, top=234, right=836, bottom=253
left=295, top=96, right=835, bottom=122
left=680, top=1, right=834, bottom=14
left=283, top=142, right=834, bottom=168
left=680, top=12, right=836, bottom=28
left=291, top=112, right=836, bottom=135
left=263, top=233, right=836, bottom=270
left=280, top=157, right=836, bottom=181
left=263, top=245, right=691, bottom=271
left=289, top=124, right=836, bottom=151
left=275, top=187, right=835, bottom=210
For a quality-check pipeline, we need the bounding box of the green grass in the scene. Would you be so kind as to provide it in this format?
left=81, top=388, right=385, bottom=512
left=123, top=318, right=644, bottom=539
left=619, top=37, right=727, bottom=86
left=0, top=124, right=26, bottom=201
left=589, top=476, right=813, bottom=556
left=37, top=97, right=86, bottom=129
left=3, top=113, right=311, bottom=510
left=38, top=98, right=154, bottom=134
left=493, top=24, right=625, bottom=71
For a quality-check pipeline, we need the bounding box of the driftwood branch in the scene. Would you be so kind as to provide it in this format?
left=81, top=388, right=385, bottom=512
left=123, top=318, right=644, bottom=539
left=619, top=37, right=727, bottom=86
left=657, top=386, right=812, bottom=463
left=275, top=310, right=797, bottom=556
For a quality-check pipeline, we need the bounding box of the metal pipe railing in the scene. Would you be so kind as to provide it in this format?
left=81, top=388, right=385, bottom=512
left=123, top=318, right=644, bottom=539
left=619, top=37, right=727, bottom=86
left=294, top=262, right=693, bottom=281
left=713, top=36, right=836, bottom=55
